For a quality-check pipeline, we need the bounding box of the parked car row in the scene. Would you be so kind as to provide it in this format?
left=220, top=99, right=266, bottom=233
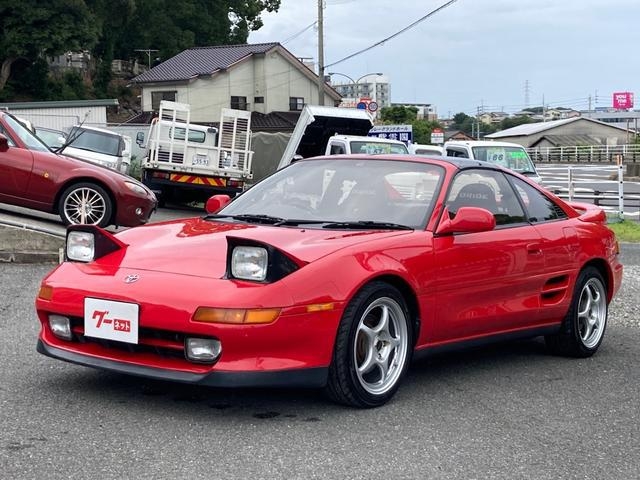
left=0, top=111, right=156, bottom=228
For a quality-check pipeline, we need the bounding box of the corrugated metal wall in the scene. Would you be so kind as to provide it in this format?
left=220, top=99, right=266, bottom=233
left=4, top=107, right=107, bottom=131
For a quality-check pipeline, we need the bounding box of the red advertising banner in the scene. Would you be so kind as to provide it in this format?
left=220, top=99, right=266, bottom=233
left=613, top=92, right=634, bottom=109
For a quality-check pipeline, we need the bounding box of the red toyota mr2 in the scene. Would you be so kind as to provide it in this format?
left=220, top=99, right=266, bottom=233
left=36, top=155, right=623, bottom=407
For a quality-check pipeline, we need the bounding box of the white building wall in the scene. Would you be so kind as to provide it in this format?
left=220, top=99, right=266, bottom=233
left=141, top=51, right=335, bottom=123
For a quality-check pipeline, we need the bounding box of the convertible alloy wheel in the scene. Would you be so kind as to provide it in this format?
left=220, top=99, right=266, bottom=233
left=546, top=267, right=608, bottom=358
left=326, top=281, right=413, bottom=408
left=59, top=182, right=113, bottom=227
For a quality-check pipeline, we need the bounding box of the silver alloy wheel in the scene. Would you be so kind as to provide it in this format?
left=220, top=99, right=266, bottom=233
left=353, top=296, right=409, bottom=395
left=63, top=186, right=107, bottom=225
left=577, top=277, right=607, bottom=349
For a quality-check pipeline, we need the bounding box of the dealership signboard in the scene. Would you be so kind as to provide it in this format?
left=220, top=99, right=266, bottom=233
left=613, top=92, right=634, bottom=110
left=368, top=124, right=413, bottom=145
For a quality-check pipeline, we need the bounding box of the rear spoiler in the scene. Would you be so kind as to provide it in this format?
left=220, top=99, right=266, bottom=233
left=567, top=201, right=607, bottom=225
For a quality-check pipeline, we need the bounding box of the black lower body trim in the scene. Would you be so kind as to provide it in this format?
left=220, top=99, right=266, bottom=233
left=37, top=340, right=328, bottom=388
left=413, top=325, right=561, bottom=361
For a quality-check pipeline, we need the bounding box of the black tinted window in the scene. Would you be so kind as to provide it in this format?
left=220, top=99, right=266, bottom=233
left=510, top=176, right=567, bottom=223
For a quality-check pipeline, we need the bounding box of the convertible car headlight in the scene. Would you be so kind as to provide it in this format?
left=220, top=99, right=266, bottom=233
left=231, top=246, right=268, bottom=281
left=124, top=180, right=147, bottom=196
left=67, top=231, right=95, bottom=262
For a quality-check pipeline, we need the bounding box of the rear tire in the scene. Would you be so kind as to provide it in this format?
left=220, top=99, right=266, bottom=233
left=325, top=281, right=413, bottom=408
left=545, top=267, right=608, bottom=358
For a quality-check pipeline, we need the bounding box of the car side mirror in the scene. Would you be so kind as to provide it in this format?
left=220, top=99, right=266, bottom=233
left=436, top=206, right=496, bottom=235
left=205, top=194, right=232, bottom=214
left=0, top=133, right=9, bottom=152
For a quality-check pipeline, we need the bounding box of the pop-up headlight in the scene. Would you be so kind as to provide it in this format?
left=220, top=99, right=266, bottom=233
left=65, top=225, right=127, bottom=263
left=66, top=231, right=95, bottom=262
left=226, top=237, right=303, bottom=283
left=231, top=246, right=268, bottom=281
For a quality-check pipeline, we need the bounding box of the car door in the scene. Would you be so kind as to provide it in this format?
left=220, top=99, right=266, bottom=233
left=508, top=175, right=580, bottom=323
left=430, top=168, right=546, bottom=343
left=0, top=130, right=35, bottom=203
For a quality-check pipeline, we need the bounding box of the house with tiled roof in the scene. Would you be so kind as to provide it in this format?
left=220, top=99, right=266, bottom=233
left=129, top=43, right=341, bottom=131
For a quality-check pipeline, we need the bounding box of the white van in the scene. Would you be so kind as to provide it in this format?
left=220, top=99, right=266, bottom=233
left=409, top=143, right=444, bottom=156
left=443, top=140, right=542, bottom=184
left=61, top=125, right=132, bottom=174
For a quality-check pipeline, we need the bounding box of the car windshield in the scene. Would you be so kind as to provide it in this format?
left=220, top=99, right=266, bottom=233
left=471, top=146, right=537, bottom=173
left=4, top=115, right=51, bottom=152
left=219, top=158, right=444, bottom=229
left=350, top=141, right=409, bottom=155
left=68, top=128, right=121, bottom=156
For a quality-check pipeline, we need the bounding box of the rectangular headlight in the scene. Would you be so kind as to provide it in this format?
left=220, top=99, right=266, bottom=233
left=231, top=246, right=268, bottom=281
left=66, top=231, right=95, bottom=262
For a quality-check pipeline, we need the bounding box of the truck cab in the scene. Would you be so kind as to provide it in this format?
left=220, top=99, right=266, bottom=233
left=443, top=140, right=542, bottom=184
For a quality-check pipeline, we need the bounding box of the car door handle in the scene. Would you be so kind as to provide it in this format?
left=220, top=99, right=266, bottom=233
left=527, top=243, right=543, bottom=255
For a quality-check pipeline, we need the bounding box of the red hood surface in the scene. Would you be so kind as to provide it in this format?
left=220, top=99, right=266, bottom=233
left=109, top=217, right=412, bottom=278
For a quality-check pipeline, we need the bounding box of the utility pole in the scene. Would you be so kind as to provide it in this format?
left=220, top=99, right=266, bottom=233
left=317, top=0, right=325, bottom=106
left=135, top=49, right=159, bottom=69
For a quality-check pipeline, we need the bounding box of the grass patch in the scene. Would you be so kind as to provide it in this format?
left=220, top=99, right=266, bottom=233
left=608, top=219, right=640, bottom=242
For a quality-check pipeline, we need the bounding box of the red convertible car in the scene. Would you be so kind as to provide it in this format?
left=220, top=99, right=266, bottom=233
left=36, top=154, right=623, bottom=407
left=0, top=111, right=156, bottom=227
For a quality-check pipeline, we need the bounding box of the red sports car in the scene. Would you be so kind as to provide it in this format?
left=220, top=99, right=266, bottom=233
left=36, top=155, right=623, bottom=407
left=0, top=111, right=156, bottom=227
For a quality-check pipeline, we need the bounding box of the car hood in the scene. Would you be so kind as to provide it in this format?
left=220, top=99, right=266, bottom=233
left=110, top=217, right=412, bottom=278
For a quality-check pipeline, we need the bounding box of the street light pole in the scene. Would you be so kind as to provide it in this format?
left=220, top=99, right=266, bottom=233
left=328, top=72, right=383, bottom=103
left=317, top=0, right=325, bottom=106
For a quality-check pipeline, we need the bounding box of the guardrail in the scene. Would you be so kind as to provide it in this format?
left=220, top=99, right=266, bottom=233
left=527, top=144, right=640, bottom=164
left=538, top=164, right=640, bottom=220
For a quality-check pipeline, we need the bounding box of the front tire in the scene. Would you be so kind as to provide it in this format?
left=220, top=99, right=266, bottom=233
left=545, top=267, right=608, bottom=358
left=59, top=182, right=113, bottom=227
left=325, top=281, right=413, bottom=408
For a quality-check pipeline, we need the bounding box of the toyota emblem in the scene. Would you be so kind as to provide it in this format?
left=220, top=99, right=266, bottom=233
left=124, top=274, right=140, bottom=284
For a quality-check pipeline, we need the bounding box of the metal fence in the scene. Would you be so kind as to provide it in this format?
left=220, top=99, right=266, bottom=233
left=527, top=144, right=640, bottom=164
left=537, top=164, right=640, bottom=220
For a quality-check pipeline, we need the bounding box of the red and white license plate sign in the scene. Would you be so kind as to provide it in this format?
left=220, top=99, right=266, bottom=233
left=84, top=298, right=139, bottom=344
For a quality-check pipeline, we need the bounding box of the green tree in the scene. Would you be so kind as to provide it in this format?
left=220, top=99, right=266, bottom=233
left=499, top=115, right=534, bottom=130
left=0, top=0, right=99, bottom=91
left=379, top=106, right=418, bottom=124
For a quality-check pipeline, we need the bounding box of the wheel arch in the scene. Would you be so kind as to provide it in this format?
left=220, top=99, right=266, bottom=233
left=580, top=258, right=613, bottom=302
left=53, top=177, right=117, bottom=223
left=362, top=273, right=421, bottom=346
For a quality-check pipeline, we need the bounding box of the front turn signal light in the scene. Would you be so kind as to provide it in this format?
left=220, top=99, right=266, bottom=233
left=193, top=307, right=280, bottom=325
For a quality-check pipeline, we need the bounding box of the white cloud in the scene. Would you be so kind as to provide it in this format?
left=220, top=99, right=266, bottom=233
left=249, top=0, right=640, bottom=116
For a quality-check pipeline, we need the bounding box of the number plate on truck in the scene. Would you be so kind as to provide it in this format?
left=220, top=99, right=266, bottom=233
left=192, top=154, right=209, bottom=166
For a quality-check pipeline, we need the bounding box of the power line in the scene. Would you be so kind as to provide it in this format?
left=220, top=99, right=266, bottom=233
left=281, top=21, right=317, bottom=45
left=325, top=0, right=459, bottom=68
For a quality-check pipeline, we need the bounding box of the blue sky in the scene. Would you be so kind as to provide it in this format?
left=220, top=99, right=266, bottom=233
left=248, top=0, right=640, bottom=118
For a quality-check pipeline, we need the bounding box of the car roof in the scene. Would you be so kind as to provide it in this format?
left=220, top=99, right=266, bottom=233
left=444, top=140, right=524, bottom=148
left=71, top=124, right=119, bottom=136
left=332, top=135, right=406, bottom=145
left=305, top=153, right=502, bottom=171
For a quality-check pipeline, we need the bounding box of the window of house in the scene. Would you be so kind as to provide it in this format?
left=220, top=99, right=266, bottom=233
left=231, top=96, right=248, bottom=110
left=151, top=91, right=176, bottom=111
left=289, top=97, right=305, bottom=111
left=254, top=96, right=264, bottom=104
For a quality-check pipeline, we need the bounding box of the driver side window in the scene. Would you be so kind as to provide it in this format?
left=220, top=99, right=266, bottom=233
left=446, top=169, right=526, bottom=226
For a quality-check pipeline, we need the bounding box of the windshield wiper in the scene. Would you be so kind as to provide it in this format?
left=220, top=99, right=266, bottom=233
left=321, top=221, right=413, bottom=230
left=204, top=213, right=285, bottom=224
